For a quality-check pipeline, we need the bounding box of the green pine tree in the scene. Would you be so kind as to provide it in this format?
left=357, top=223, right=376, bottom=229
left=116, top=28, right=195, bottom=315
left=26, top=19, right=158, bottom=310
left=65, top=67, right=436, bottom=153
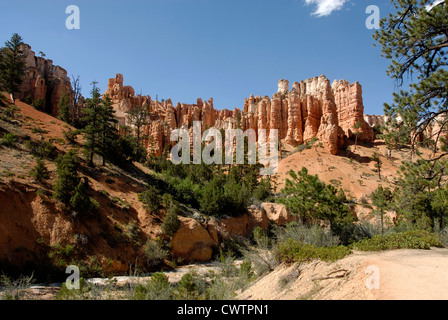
left=0, top=33, right=27, bottom=103
left=370, top=185, right=394, bottom=235
left=70, top=180, right=96, bottom=214
left=30, top=157, right=49, bottom=183
left=53, top=149, right=80, bottom=205
left=82, top=82, right=103, bottom=166
left=394, top=159, right=448, bottom=230
left=200, top=176, right=227, bottom=216
left=373, top=0, right=448, bottom=156
left=278, top=167, right=353, bottom=230
left=371, top=152, right=382, bottom=180
left=431, top=184, right=448, bottom=232
left=126, top=103, right=150, bottom=148
left=161, top=205, right=181, bottom=238
left=97, top=94, right=118, bottom=166
left=58, top=89, right=71, bottom=124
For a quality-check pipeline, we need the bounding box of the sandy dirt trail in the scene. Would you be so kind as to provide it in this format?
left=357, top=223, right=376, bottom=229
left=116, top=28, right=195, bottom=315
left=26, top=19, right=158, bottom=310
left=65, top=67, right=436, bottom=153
left=238, top=248, right=448, bottom=300
left=364, top=248, right=448, bottom=300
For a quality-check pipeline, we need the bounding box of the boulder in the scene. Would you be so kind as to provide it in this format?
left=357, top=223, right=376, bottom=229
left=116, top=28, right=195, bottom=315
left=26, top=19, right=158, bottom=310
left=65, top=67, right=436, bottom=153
left=170, top=217, right=217, bottom=262
left=261, top=203, right=295, bottom=226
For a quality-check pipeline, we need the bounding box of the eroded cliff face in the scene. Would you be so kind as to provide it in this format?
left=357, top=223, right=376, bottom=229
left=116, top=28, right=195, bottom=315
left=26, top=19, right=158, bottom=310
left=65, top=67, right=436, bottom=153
left=105, top=74, right=374, bottom=156
left=17, top=44, right=74, bottom=116
left=12, top=44, right=374, bottom=156
left=364, top=114, right=386, bottom=128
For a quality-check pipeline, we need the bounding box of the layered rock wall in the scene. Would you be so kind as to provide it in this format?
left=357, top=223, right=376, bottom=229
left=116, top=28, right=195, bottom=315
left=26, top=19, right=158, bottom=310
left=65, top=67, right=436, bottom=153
left=17, top=44, right=74, bottom=116
left=104, top=74, right=373, bottom=156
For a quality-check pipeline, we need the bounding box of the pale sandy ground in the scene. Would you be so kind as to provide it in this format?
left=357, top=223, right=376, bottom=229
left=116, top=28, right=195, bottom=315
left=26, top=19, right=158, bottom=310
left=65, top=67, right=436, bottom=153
left=238, top=248, right=448, bottom=300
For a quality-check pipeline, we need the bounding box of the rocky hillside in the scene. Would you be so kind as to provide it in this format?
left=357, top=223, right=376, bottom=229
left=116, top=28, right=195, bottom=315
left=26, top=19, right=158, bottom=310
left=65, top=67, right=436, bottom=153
left=0, top=43, right=407, bottom=283
left=0, top=95, right=303, bottom=281
left=0, top=94, right=414, bottom=281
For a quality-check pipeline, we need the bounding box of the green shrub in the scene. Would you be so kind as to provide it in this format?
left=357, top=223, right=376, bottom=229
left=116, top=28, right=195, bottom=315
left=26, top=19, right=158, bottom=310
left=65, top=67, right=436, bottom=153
left=134, top=272, right=173, bottom=300
left=351, top=230, right=445, bottom=251
left=55, top=278, right=109, bottom=300
left=0, top=274, right=34, bottom=300
left=171, top=176, right=202, bottom=208
left=26, top=139, right=57, bottom=159
left=175, top=273, right=207, bottom=300
left=296, top=137, right=318, bottom=153
left=36, top=188, right=46, bottom=197
left=48, top=244, right=76, bottom=268
left=274, top=222, right=341, bottom=248
left=0, top=133, right=17, bottom=147
left=253, top=178, right=275, bottom=202
left=70, top=181, right=99, bottom=214
left=31, top=98, right=45, bottom=111
left=276, top=239, right=352, bottom=264
left=30, top=157, right=49, bottom=182
left=31, top=126, right=48, bottom=134
left=63, top=129, right=78, bottom=145
left=138, top=185, right=162, bottom=212
left=144, top=239, right=169, bottom=268
left=161, top=205, right=181, bottom=238
left=123, top=221, right=140, bottom=242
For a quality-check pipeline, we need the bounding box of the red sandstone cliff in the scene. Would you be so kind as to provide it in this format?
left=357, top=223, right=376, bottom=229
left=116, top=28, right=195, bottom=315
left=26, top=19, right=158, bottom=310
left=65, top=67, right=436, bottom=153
left=16, top=44, right=74, bottom=116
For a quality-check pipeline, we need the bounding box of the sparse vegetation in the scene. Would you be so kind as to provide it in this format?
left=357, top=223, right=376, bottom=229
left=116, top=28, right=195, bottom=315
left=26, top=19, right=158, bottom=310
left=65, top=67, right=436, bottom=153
left=31, top=98, right=45, bottom=111
left=30, top=157, right=49, bottom=182
left=160, top=205, right=181, bottom=238
left=144, top=239, right=169, bottom=268
left=138, top=185, right=162, bottom=213
left=276, top=239, right=352, bottom=264
left=0, top=274, right=34, bottom=300
left=0, top=132, right=17, bottom=147
left=351, top=230, right=445, bottom=251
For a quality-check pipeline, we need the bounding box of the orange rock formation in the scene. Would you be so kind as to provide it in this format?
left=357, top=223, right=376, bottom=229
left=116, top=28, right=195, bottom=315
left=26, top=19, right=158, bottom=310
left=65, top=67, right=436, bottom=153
left=104, top=74, right=374, bottom=156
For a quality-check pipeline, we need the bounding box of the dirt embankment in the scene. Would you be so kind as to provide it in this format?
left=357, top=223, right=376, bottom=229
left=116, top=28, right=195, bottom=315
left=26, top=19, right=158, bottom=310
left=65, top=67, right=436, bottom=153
left=238, top=248, right=448, bottom=300
left=0, top=98, right=166, bottom=280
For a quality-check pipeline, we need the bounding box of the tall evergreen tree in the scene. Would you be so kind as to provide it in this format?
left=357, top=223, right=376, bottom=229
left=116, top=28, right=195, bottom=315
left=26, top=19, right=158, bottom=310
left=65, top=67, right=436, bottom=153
left=98, top=94, right=118, bottom=165
left=126, top=103, right=150, bottom=148
left=58, top=89, right=71, bottom=124
left=394, top=159, right=448, bottom=230
left=82, top=82, right=103, bottom=166
left=373, top=0, right=448, bottom=156
left=70, top=180, right=95, bottom=214
left=0, top=33, right=26, bottom=103
left=431, top=183, right=448, bottom=231
left=370, top=186, right=394, bottom=235
left=371, top=152, right=383, bottom=180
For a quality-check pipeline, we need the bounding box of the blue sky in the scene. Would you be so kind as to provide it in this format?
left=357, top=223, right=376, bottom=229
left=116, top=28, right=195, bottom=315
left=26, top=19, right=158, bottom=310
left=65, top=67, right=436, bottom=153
left=0, top=0, right=397, bottom=115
